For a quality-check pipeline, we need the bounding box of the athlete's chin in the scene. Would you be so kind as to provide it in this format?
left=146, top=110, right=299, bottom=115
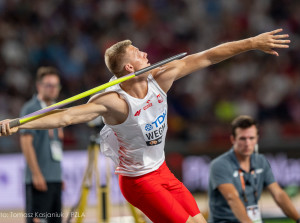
left=138, top=63, right=150, bottom=70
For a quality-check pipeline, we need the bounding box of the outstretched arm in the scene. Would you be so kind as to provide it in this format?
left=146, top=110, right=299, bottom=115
left=0, top=93, right=111, bottom=136
left=154, top=28, right=290, bottom=92
left=22, top=102, right=106, bottom=129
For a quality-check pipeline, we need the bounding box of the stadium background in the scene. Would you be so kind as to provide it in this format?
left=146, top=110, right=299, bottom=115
left=0, top=0, right=299, bottom=222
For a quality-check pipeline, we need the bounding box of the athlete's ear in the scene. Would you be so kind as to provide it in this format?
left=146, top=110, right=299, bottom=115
left=124, top=64, right=134, bottom=73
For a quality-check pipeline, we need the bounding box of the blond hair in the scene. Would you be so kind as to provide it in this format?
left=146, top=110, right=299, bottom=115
left=104, top=40, right=132, bottom=77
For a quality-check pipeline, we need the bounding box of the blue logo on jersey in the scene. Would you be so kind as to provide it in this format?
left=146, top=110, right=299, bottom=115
left=145, top=124, right=153, bottom=131
left=152, top=110, right=166, bottom=128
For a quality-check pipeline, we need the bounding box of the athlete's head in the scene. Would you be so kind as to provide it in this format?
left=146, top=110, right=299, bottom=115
left=36, top=66, right=61, bottom=103
left=105, top=40, right=149, bottom=77
left=230, top=115, right=259, bottom=158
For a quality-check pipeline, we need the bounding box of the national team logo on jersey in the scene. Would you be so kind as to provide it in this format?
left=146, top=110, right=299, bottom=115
left=143, top=100, right=153, bottom=110
left=134, top=109, right=141, bottom=116
left=157, top=94, right=163, bottom=103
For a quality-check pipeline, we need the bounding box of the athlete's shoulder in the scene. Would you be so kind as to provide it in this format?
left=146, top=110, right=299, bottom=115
left=88, top=91, right=123, bottom=105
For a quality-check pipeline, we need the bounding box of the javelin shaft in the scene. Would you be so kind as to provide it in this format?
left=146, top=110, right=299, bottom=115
left=3, top=52, right=187, bottom=130
left=19, top=73, right=136, bottom=124
left=135, top=52, right=187, bottom=76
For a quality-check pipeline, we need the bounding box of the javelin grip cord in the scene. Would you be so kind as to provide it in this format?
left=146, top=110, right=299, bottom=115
left=6, top=119, right=21, bottom=129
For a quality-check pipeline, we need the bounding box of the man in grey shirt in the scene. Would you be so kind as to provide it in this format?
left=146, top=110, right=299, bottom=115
left=20, top=67, right=63, bottom=223
left=208, top=115, right=300, bottom=223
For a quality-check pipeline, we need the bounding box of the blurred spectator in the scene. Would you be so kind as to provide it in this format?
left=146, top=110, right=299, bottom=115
left=20, top=66, right=64, bottom=223
left=208, top=115, right=300, bottom=223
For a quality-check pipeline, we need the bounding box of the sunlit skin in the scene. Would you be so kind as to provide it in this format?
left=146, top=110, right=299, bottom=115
left=36, top=74, right=61, bottom=105
left=126, top=45, right=150, bottom=69
left=230, top=125, right=258, bottom=162
left=119, top=45, right=151, bottom=99
left=123, top=45, right=150, bottom=80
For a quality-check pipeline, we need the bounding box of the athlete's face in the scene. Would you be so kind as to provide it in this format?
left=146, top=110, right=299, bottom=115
left=37, top=74, right=61, bottom=102
left=231, top=125, right=258, bottom=158
left=125, top=45, right=150, bottom=72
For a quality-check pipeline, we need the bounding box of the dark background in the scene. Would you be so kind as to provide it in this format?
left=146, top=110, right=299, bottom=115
left=0, top=0, right=299, bottom=159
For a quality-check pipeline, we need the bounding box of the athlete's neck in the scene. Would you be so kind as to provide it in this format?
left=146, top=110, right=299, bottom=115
left=120, top=75, right=149, bottom=99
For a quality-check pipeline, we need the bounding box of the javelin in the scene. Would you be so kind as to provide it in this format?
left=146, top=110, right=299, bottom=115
left=2, top=52, right=187, bottom=130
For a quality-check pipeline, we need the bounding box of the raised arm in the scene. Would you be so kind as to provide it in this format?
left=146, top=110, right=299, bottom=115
left=154, top=28, right=290, bottom=92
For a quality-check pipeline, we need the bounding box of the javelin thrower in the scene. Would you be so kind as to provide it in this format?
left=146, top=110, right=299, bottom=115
left=1, top=29, right=290, bottom=223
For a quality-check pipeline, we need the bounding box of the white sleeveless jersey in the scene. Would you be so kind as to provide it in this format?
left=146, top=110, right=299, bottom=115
left=99, top=74, right=168, bottom=176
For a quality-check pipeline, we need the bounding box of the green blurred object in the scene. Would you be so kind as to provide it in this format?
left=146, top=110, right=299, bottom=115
left=284, top=185, right=299, bottom=198
left=263, top=218, right=294, bottom=223
left=214, top=100, right=236, bottom=122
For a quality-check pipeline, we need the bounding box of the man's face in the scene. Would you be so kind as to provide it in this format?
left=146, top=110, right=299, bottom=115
left=125, top=45, right=150, bottom=71
left=37, top=74, right=61, bottom=102
left=231, top=125, right=258, bottom=158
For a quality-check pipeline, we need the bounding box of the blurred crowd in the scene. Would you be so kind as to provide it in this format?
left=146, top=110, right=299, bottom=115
left=0, top=0, right=299, bottom=153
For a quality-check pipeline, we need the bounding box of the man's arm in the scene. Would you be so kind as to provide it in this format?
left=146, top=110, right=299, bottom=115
left=218, top=183, right=253, bottom=223
left=21, top=102, right=106, bottom=129
left=154, top=28, right=290, bottom=92
left=20, top=134, right=48, bottom=191
left=0, top=92, right=115, bottom=136
left=267, top=182, right=300, bottom=221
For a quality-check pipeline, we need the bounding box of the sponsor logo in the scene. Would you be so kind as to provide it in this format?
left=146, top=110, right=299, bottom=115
left=145, top=124, right=153, bottom=131
left=146, top=137, right=163, bottom=146
left=143, top=100, right=153, bottom=110
left=255, top=168, right=263, bottom=174
left=151, top=111, right=166, bottom=128
left=145, top=123, right=166, bottom=140
left=134, top=109, right=141, bottom=116
left=157, top=94, right=163, bottom=103
left=143, top=110, right=167, bottom=146
left=145, top=123, right=166, bottom=144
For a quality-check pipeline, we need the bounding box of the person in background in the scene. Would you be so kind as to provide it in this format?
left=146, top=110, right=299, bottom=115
left=208, top=115, right=300, bottom=223
left=20, top=67, right=64, bottom=223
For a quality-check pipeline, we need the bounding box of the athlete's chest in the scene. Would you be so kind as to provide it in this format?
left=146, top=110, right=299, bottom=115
left=130, top=91, right=167, bottom=121
left=127, top=92, right=167, bottom=145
